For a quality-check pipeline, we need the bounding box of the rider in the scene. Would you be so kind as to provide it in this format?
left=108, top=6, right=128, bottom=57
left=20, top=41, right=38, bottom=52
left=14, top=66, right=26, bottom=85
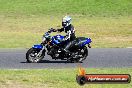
left=54, top=16, right=76, bottom=55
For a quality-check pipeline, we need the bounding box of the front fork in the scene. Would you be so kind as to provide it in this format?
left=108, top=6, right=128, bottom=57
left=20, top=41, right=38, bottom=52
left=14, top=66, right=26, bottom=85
left=88, top=44, right=91, bottom=48
left=36, top=46, right=45, bottom=57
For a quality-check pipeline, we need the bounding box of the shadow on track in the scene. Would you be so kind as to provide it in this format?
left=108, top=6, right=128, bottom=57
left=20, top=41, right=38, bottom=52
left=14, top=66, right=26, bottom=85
left=40, top=60, right=74, bottom=63
left=20, top=60, right=78, bottom=63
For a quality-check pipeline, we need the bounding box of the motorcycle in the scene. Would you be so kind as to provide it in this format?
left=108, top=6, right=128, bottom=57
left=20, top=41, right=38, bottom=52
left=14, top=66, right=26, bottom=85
left=26, top=28, right=92, bottom=63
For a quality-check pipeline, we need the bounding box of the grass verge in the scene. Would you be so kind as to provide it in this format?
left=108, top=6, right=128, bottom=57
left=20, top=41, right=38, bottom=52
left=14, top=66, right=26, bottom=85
left=0, top=68, right=132, bottom=88
left=0, top=0, right=132, bottom=48
left=0, top=0, right=132, bottom=16
left=0, top=16, right=132, bottom=48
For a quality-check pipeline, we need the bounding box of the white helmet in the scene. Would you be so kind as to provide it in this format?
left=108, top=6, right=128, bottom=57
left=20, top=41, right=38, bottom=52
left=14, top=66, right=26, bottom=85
left=62, top=16, right=72, bottom=27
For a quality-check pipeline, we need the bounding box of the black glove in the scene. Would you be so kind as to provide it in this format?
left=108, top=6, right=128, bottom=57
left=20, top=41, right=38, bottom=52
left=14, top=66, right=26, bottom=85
left=48, top=28, right=56, bottom=33
left=51, top=28, right=57, bottom=32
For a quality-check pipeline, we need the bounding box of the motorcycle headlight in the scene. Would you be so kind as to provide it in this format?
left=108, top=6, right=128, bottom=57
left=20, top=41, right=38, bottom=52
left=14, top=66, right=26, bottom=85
left=42, top=37, right=46, bottom=42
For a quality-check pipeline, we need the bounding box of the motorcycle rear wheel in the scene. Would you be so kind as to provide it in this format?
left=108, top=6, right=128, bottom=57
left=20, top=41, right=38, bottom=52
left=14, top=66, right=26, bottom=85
left=71, top=46, right=88, bottom=63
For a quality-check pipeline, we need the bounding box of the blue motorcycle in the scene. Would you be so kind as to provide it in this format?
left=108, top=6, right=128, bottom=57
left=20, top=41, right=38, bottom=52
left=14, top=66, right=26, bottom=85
left=26, top=28, right=92, bottom=63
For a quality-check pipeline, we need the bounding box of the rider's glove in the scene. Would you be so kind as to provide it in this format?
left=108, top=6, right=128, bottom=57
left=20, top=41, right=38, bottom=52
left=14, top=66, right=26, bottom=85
left=52, top=28, right=57, bottom=32
left=48, top=28, right=57, bottom=33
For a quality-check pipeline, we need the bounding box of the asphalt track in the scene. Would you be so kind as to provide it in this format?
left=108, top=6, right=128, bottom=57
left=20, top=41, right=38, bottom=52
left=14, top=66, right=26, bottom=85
left=0, top=48, right=132, bottom=69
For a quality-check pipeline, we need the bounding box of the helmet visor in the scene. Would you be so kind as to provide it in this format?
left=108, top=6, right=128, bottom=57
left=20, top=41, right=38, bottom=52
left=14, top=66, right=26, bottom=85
left=62, top=22, right=67, bottom=27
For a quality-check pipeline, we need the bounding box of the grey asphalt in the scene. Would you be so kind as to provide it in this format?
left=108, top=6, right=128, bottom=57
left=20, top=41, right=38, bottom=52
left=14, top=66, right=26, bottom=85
left=0, top=48, right=132, bottom=69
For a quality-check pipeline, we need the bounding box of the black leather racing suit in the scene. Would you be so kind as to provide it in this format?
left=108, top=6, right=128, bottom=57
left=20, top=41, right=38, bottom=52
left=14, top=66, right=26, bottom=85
left=57, top=24, right=76, bottom=53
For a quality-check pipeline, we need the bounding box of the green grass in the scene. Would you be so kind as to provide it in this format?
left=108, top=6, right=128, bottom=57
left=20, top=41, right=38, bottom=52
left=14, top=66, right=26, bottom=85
left=0, top=68, right=132, bottom=88
left=0, top=16, right=131, bottom=48
left=0, top=0, right=132, bottom=17
left=0, top=0, right=132, bottom=48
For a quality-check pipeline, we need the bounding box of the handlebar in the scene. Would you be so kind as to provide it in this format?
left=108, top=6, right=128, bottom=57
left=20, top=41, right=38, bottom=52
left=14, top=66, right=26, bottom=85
left=48, top=28, right=57, bottom=33
left=44, top=28, right=56, bottom=36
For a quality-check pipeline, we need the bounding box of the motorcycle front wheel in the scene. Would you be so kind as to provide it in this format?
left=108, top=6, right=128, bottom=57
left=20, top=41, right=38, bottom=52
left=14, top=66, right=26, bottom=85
left=26, top=48, right=45, bottom=63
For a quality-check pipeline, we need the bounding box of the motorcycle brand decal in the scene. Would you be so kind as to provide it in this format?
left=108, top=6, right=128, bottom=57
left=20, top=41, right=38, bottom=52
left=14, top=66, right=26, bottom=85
left=76, top=67, right=131, bottom=85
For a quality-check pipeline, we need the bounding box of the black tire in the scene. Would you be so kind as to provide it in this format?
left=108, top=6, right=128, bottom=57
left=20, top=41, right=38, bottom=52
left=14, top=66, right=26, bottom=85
left=72, top=46, right=88, bottom=63
left=26, top=48, right=45, bottom=63
left=76, top=75, right=86, bottom=85
left=80, top=46, right=88, bottom=61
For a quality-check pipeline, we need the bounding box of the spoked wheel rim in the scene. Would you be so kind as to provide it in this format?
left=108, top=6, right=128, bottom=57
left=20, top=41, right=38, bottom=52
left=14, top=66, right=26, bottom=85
left=28, top=50, right=40, bottom=63
left=76, top=46, right=88, bottom=62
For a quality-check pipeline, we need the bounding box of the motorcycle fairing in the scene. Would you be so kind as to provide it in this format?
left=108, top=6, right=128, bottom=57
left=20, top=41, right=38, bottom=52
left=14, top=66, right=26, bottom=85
left=76, top=37, right=92, bottom=47
left=81, top=38, right=92, bottom=47
left=32, top=44, right=43, bottom=49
